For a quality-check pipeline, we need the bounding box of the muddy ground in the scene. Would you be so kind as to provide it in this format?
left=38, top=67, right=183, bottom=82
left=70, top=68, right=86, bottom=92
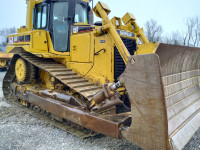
left=0, top=72, right=199, bottom=150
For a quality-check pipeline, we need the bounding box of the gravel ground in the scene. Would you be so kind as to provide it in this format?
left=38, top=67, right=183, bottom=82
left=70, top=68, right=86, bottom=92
left=0, top=72, right=199, bottom=150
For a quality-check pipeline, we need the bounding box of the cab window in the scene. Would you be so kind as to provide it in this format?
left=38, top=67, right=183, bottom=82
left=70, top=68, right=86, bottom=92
left=74, top=3, right=88, bottom=24
left=34, top=4, right=47, bottom=29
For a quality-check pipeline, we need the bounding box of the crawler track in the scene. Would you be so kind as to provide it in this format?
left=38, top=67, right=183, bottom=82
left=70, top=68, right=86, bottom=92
left=19, top=52, right=101, bottom=103
left=3, top=50, right=101, bottom=138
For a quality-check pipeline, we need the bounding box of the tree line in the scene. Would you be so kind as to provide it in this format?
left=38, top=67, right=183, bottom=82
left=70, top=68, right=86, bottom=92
left=0, top=17, right=199, bottom=48
left=145, top=16, right=200, bottom=47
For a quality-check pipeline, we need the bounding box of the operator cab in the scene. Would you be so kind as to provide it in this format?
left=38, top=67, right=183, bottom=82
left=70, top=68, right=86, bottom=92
left=32, top=0, right=91, bottom=52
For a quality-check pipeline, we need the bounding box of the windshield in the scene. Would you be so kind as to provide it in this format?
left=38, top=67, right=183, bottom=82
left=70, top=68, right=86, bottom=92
left=74, top=3, right=88, bottom=24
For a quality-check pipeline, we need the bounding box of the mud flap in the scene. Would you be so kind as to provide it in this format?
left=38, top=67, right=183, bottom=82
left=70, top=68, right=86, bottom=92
left=120, top=54, right=170, bottom=150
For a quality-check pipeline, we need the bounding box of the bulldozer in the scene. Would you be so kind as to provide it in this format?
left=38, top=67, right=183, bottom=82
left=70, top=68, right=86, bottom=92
left=0, top=52, right=13, bottom=71
left=4, top=0, right=200, bottom=149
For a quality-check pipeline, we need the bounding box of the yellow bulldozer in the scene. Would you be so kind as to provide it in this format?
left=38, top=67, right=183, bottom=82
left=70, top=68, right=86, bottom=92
left=0, top=52, right=13, bottom=71
left=4, top=0, right=200, bottom=149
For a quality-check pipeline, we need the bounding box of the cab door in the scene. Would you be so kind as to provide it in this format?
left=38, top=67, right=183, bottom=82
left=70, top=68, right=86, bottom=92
left=51, top=0, right=72, bottom=52
left=70, top=2, right=92, bottom=63
left=32, top=3, right=48, bottom=52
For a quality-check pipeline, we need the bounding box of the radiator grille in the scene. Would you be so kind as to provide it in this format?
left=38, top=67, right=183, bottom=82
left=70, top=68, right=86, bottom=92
left=114, top=37, right=137, bottom=81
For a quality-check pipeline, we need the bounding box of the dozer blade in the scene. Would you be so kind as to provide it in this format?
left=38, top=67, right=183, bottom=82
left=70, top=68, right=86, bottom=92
left=120, top=43, right=200, bottom=150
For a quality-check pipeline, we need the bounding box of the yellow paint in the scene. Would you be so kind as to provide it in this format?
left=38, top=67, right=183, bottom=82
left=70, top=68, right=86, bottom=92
left=122, top=12, right=149, bottom=44
left=7, top=0, right=154, bottom=87
left=93, top=2, right=130, bottom=65
left=15, top=58, right=27, bottom=82
left=71, top=33, right=92, bottom=62
left=136, top=43, right=159, bottom=55
left=31, top=30, right=48, bottom=52
left=7, top=45, right=30, bottom=53
left=111, top=17, right=122, bottom=27
left=110, top=17, right=131, bottom=31
left=17, top=26, right=28, bottom=33
left=85, top=34, right=114, bottom=84
left=66, top=33, right=114, bottom=85
left=40, top=70, right=52, bottom=89
left=26, top=0, right=36, bottom=31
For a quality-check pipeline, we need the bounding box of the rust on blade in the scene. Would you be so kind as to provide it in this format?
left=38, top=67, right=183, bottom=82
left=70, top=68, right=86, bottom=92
left=155, top=43, right=200, bottom=76
left=27, top=92, right=128, bottom=139
left=156, top=43, right=200, bottom=150
left=120, top=54, right=170, bottom=150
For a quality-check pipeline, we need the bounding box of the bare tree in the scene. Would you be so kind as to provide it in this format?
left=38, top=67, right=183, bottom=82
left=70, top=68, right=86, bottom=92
left=144, top=17, right=200, bottom=47
left=0, top=27, right=17, bottom=46
left=145, top=19, right=163, bottom=42
left=163, top=31, right=183, bottom=45
left=183, top=16, right=200, bottom=47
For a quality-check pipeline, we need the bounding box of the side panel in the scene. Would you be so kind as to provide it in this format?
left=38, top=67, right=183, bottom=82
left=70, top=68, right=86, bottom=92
left=67, top=34, right=114, bottom=85
left=70, top=33, right=91, bottom=62
left=85, top=34, right=114, bottom=84
left=31, top=30, right=48, bottom=52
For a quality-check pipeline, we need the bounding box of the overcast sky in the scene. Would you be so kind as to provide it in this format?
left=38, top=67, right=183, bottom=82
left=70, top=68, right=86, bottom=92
left=0, top=0, right=200, bottom=35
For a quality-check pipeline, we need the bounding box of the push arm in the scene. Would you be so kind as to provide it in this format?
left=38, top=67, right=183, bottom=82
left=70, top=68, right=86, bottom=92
left=122, top=12, right=149, bottom=44
left=93, top=2, right=131, bottom=65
